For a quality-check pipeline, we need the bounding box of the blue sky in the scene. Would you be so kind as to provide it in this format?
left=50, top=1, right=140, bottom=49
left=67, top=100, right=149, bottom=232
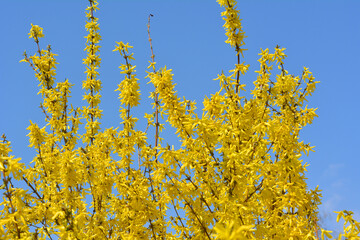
left=1, top=0, right=360, bottom=234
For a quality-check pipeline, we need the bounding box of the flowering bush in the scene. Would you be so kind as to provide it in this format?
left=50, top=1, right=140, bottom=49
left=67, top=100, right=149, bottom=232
left=1, top=0, right=358, bottom=239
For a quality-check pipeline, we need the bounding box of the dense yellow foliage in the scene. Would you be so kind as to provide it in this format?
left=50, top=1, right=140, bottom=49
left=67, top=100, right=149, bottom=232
left=1, top=0, right=359, bottom=239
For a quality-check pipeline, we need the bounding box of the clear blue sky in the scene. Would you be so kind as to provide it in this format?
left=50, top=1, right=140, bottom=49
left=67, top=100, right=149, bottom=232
left=1, top=0, right=360, bottom=234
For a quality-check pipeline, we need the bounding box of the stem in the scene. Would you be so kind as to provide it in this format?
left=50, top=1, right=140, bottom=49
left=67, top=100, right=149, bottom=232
left=147, top=14, right=159, bottom=156
left=235, top=44, right=241, bottom=94
left=147, top=14, right=166, bottom=239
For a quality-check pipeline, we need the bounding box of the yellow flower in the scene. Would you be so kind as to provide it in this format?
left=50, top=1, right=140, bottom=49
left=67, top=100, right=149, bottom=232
left=28, top=23, right=44, bottom=40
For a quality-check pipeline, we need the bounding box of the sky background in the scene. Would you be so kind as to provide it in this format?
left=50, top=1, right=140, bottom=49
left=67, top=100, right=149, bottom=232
left=1, top=0, right=360, bottom=234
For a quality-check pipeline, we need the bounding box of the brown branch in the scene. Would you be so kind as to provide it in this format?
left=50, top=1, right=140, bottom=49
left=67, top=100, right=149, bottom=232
left=171, top=199, right=191, bottom=239
left=244, top=178, right=264, bottom=203
left=147, top=14, right=155, bottom=63
left=2, top=171, right=21, bottom=238
left=167, top=175, right=211, bottom=239
left=22, top=176, right=44, bottom=201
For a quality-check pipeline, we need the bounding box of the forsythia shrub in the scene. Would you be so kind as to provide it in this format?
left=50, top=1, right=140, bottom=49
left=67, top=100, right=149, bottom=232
left=1, top=0, right=359, bottom=239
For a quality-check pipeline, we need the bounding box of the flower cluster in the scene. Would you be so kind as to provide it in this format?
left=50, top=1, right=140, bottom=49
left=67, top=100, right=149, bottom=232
left=82, top=0, right=102, bottom=144
left=217, top=0, right=247, bottom=56
left=113, top=41, right=140, bottom=110
left=28, top=23, right=44, bottom=41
